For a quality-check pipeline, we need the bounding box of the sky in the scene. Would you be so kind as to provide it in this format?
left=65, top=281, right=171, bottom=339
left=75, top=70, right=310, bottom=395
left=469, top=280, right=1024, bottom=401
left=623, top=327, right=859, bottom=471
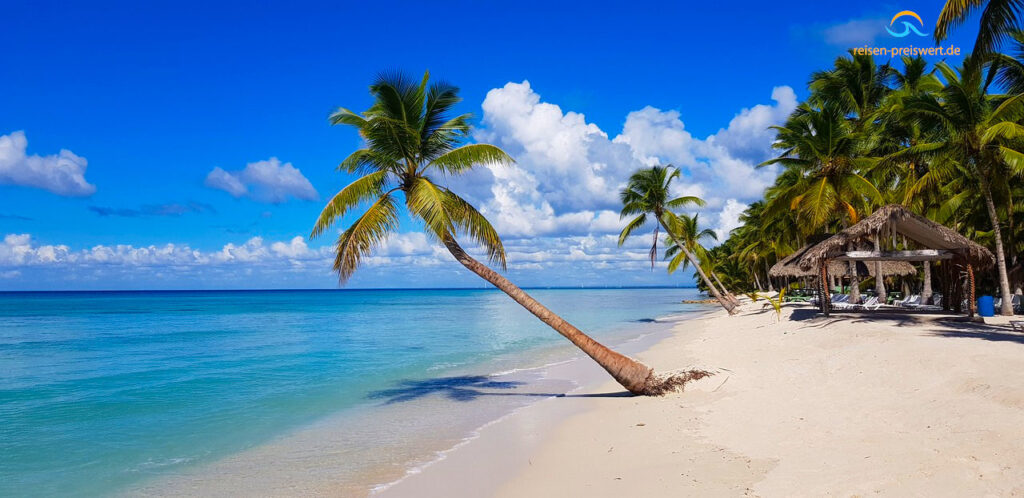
left=0, top=0, right=981, bottom=290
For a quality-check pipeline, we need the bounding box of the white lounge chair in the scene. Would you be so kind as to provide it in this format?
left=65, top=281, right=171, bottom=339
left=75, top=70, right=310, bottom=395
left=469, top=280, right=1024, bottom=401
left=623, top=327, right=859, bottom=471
left=897, top=295, right=921, bottom=308
left=857, top=296, right=882, bottom=310
left=832, top=294, right=860, bottom=310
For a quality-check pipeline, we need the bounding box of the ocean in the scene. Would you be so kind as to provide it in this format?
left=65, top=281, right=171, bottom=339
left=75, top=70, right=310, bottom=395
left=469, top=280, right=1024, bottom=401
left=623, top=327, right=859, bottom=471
left=0, top=288, right=709, bottom=496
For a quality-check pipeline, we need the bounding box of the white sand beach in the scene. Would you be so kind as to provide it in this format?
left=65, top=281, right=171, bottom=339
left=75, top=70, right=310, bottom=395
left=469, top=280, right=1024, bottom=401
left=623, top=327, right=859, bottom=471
left=382, top=302, right=1024, bottom=497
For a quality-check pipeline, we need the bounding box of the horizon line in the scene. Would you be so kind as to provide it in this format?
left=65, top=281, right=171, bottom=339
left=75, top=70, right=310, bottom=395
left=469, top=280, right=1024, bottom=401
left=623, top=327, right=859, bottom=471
left=0, top=285, right=699, bottom=294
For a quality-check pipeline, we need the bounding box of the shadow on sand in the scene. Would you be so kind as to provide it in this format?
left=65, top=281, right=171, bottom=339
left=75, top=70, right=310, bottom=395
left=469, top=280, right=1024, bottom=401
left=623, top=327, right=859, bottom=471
left=786, top=306, right=1024, bottom=345
left=366, top=375, right=632, bottom=404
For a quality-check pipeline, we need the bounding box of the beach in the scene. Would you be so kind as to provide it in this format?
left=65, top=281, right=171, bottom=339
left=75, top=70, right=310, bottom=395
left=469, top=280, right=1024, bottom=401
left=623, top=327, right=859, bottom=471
left=383, top=301, right=1024, bottom=497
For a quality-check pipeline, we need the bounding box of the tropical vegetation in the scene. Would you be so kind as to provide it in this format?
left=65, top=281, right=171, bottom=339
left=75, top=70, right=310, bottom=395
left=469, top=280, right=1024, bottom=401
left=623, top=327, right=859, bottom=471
left=691, top=46, right=1024, bottom=316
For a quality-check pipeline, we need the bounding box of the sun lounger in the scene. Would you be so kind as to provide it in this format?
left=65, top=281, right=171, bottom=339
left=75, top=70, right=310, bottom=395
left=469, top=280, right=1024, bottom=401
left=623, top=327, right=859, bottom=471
left=832, top=294, right=861, bottom=310
left=856, top=296, right=883, bottom=310
left=897, top=295, right=921, bottom=308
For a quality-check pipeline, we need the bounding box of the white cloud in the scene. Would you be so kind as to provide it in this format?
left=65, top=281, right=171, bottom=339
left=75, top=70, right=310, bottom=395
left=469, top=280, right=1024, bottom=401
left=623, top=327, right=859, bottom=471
left=0, top=233, right=322, bottom=269
left=823, top=18, right=887, bottom=46
left=710, top=86, right=798, bottom=162
left=715, top=199, right=748, bottom=240
left=0, top=230, right=681, bottom=286
left=205, top=157, right=318, bottom=203
left=204, top=167, right=248, bottom=197
left=270, top=236, right=311, bottom=258
left=457, top=81, right=794, bottom=242
left=0, top=131, right=96, bottom=196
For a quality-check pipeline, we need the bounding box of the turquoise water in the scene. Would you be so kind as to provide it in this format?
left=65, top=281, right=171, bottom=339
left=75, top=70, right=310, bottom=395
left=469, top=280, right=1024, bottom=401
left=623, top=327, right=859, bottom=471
left=0, top=288, right=705, bottom=496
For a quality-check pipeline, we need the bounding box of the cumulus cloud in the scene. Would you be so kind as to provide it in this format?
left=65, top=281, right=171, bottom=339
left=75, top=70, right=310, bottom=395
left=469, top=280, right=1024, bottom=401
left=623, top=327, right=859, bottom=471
left=0, top=230, right=684, bottom=289
left=457, top=81, right=794, bottom=241
left=205, top=157, right=318, bottom=203
left=0, top=131, right=96, bottom=196
left=0, top=233, right=326, bottom=269
left=715, top=199, right=749, bottom=240
left=270, top=236, right=311, bottom=258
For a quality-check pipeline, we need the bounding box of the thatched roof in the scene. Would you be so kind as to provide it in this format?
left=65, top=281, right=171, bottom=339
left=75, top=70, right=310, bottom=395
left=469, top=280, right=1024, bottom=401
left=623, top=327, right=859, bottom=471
left=769, top=244, right=813, bottom=277
left=770, top=244, right=916, bottom=277
left=832, top=260, right=917, bottom=277
left=797, top=204, right=994, bottom=270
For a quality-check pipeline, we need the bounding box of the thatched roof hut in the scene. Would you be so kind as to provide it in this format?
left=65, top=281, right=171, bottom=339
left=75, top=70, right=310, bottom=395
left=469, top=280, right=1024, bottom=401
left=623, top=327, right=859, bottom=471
left=770, top=244, right=916, bottom=278
left=797, top=204, right=994, bottom=271
left=791, top=205, right=994, bottom=317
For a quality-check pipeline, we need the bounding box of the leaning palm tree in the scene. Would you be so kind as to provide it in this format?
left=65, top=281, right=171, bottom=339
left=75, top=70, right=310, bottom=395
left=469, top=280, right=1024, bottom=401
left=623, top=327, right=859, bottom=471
left=618, top=165, right=737, bottom=313
left=662, top=214, right=740, bottom=301
left=312, top=71, right=704, bottom=395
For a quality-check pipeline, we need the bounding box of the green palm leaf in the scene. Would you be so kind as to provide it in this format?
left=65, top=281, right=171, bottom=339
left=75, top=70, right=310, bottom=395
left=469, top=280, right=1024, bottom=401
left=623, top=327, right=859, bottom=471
left=333, top=194, right=400, bottom=283
left=429, top=144, right=514, bottom=174
left=311, top=170, right=391, bottom=238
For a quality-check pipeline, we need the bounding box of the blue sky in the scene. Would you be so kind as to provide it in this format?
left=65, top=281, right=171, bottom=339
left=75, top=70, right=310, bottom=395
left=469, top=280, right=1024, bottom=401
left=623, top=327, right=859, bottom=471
left=0, top=0, right=979, bottom=290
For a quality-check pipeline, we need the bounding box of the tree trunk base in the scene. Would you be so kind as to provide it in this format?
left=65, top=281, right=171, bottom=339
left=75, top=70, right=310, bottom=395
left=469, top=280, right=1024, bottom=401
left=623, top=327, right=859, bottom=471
left=631, top=368, right=715, bottom=396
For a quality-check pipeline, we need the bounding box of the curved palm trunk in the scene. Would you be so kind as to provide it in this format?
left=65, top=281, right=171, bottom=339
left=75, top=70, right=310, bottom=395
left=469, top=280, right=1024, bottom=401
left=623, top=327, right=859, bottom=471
left=659, top=226, right=736, bottom=314
left=980, top=177, right=1014, bottom=316
left=765, top=259, right=775, bottom=292
left=711, top=271, right=740, bottom=306
left=441, top=237, right=709, bottom=395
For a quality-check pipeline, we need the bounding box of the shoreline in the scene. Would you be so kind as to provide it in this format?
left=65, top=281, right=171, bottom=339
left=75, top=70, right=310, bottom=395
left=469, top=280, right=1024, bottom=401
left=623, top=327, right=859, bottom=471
left=383, top=302, right=1024, bottom=497
left=369, top=310, right=713, bottom=495
left=124, top=300, right=712, bottom=497
left=376, top=307, right=723, bottom=497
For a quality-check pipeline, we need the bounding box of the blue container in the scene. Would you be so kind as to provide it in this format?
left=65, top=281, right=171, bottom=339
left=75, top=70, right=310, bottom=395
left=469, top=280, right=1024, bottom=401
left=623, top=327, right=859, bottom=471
left=978, top=295, right=995, bottom=317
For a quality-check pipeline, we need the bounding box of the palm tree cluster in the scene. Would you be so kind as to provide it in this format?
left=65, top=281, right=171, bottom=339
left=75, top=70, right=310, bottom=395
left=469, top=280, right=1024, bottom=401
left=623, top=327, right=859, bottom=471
left=710, top=47, right=1024, bottom=316
left=617, top=166, right=739, bottom=314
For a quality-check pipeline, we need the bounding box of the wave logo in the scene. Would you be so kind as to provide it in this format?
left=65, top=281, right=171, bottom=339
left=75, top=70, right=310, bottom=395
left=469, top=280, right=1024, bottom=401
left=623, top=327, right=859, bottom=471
left=886, top=10, right=928, bottom=37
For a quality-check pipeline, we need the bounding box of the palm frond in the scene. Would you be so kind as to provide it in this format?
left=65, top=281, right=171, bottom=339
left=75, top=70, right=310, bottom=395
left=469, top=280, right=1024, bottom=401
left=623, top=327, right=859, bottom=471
left=333, top=194, right=400, bottom=283
left=311, top=171, right=391, bottom=238
left=428, top=144, right=514, bottom=175
left=444, top=190, right=507, bottom=268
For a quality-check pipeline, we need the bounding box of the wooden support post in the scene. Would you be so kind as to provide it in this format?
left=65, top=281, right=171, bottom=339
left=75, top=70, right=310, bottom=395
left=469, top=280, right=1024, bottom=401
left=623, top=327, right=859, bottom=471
left=941, top=262, right=950, bottom=311
left=967, top=263, right=976, bottom=318
left=820, top=261, right=830, bottom=317
left=953, top=258, right=964, bottom=314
